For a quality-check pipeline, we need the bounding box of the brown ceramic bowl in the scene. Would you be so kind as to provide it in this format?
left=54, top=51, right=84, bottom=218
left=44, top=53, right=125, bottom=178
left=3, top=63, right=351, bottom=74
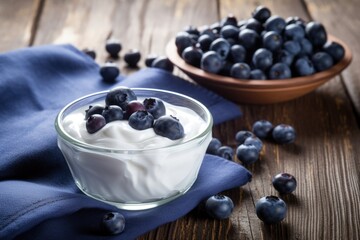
left=166, top=35, right=352, bottom=104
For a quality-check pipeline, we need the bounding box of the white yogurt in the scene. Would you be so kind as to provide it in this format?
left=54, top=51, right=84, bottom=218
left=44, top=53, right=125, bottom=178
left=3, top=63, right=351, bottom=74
left=58, top=99, right=211, bottom=207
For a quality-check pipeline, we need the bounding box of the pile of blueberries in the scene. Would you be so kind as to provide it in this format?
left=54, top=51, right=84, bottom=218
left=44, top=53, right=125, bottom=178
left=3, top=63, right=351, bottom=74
left=175, top=6, right=345, bottom=79
left=84, top=86, right=184, bottom=140
left=204, top=120, right=297, bottom=224
left=83, top=39, right=174, bottom=83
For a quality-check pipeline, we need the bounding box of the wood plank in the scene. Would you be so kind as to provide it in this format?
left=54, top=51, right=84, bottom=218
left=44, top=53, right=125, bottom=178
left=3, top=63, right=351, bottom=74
left=0, top=0, right=42, bottom=52
left=303, top=0, right=360, bottom=120
left=217, top=1, right=360, bottom=239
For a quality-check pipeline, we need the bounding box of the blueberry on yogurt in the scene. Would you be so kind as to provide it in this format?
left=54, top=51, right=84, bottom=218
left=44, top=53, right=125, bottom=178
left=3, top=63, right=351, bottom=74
left=143, top=98, right=166, bottom=119
left=153, top=115, right=185, bottom=140
left=105, top=86, right=137, bottom=110
left=128, top=110, right=154, bottom=130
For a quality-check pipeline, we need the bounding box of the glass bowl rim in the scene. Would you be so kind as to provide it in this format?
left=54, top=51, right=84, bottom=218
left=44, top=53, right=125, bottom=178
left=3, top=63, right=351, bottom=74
left=55, top=87, right=213, bottom=153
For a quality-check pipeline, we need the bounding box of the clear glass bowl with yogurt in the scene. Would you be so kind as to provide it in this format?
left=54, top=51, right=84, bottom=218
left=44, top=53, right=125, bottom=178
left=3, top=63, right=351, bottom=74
left=55, top=88, right=213, bottom=210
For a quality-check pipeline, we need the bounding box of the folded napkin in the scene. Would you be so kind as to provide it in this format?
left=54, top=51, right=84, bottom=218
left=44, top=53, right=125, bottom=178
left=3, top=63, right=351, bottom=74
left=0, top=44, right=251, bottom=240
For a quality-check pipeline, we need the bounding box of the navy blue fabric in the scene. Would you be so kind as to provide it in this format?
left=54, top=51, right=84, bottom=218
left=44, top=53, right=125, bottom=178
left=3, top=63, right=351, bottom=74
left=0, top=44, right=251, bottom=240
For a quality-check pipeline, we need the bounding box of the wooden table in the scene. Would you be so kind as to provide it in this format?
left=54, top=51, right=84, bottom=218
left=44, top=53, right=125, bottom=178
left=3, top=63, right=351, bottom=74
left=1, top=0, right=359, bottom=239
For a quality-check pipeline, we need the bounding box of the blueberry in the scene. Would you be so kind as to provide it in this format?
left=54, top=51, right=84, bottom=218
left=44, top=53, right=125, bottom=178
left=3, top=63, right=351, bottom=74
left=283, top=40, right=301, bottom=56
left=272, top=173, right=297, bottom=194
left=143, top=97, right=166, bottom=119
left=205, top=195, right=234, bottom=219
left=82, top=48, right=96, bottom=59
left=236, top=143, right=260, bottom=165
left=105, top=39, right=122, bottom=58
left=250, top=69, right=267, bottom=80
left=235, top=130, right=254, bottom=144
left=323, top=41, right=345, bottom=63
left=151, top=56, right=174, bottom=72
left=298, top=38, right=313, bottom=56
left=182, top=46, right=203, bottom=67
left=252, top=48, right=273, bottom=71
left=244, top=136, right=263, bottom=152
left=274, top=49, right=294, bottom=66
left=102, top=105, right=124, bottom=123
left=199, top=27, right=218, bottom=40
left=206, top=138, right=222, bottom=155
left=285, top=16, right=306, bottom=27
left=217, top=146, right=234, bottom=160
left=252, top=6, right=271, bottom=23
left=86, top=114, right=106, bottom=134
left=268, top=63, right=291, bottom=79
left=284, top=23, right=305, bottom=40
left=153, top=115, right=184, bottom=140
left=100, top=212, right=125, bottom=235
left=294, top=57, right=315, bottom=76
left=105, top=86, right=137, bottom=110
left=229, top=44, right=247, bottom=63
left=255, top=196, right=287, bottom=224
left=311, top=51, right=334, bottom=71
left=124, top=100, right=146, bottom=119
left=220, top=25, right=239, bottom=39
left=124, top=49, right=141, bottom=68
left=144, top=54, right=158, bottom=67
left=238, top=29, right=260, bottom=50
left=219, top=61, right=233, bottom=77
left=230, top=62, right=251, bottom=79
left=175, top=31, right=194, bottom=54
left=210, top=38, right=231, bottom=60
left=252, top=120, right=273, bottom=139
left=272, top=124, right=296, bottom=144
left=85, top=105, right=105, bottom=120
left=210, top=22, right=222, bottom=32
left=128, top=110, right=154, bottom=130
left=245, top=18, right=263, bottom=33
left=198, top=34, right=213, bottom=52
left=305, top=21, right=327, bottom=48
left=220, top=14, right=238, bottom=27
left=184, top=25, right=200, bottom=35
left=100, top=62, right=120, bottom=83
left=262, top=31, right=282, bottom=52
left=201, top=51, right=223, bottom=74
left=264, top=16, right=286, bottom=34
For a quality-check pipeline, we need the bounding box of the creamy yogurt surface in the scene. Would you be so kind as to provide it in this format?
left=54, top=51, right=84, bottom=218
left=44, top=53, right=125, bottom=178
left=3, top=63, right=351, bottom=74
left=63, top=99, right=206, bottom=149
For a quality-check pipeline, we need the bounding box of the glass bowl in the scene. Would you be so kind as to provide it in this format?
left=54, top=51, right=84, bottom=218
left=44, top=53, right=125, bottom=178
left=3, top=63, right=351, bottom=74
left=55, top=88, right=213, bottom=210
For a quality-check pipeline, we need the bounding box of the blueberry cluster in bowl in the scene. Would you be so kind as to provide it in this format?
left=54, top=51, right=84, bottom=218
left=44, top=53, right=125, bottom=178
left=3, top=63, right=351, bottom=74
left=175, top=6, right=345, bottom=79
left=84, top=86, right=184, bottom=140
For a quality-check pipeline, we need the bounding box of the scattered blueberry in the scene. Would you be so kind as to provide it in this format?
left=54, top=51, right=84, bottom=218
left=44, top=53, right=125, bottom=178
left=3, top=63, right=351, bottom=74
left=268, top=63, right=291, bottom=79
left=82, top=48, right=96, bottom=59
left=145, top=54, right=158, bottom=67
left=252, top=6, right=271, bottom=23
left=311, top=51, right=334, bottom=71
left=323, top=41, right=345, bottom=63
left=272, top=173, right=297, bottom=194
left=143, top=97, right=166, bottom=119
left=305, top=21, right=327, bottom=48
left=244, top=136, right=263, bottom=152
left=272, top=124, right=296, bottom=144
left=105, top=86, right=137, bottom=110
left=100, top=62, right=120, bottom=83
left=85, top=105, right=105, bottom=120
left=206, top=138, right=222, bottom=155
left=128, top=110, right=154, bottom=130
left=252, top=48, right=273, bottom=71
left=153, top=115, right=184, bottom=140
left=230, top=62, right=251, bottom=79
left=236, top=143, right=260, bottom=165
left=105, top=39, right=122, bottom=58
left=252, top=120, right=273, bottom=139
left=201, top=51, right=223, bottom=74
left=102, top=105, right=124, bottom=123
left=217, top=146, right=234, bottom=160
left=86, top=114, right=107, bottom=134
left=205, top=195, right=234, bottom=219
left=151, top=56, right=174, bottom=72
left=100, top=212, right=125, bottom=235
left=124, top=49, right=141, bottom=68
left=255, top=196, right=287, bottom=224
left=235, top=130, right=254, bottom=144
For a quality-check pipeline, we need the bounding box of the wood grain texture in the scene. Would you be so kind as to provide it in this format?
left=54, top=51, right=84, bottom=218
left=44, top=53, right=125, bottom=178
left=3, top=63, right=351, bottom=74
left=0, top=0, right=42, bottom=52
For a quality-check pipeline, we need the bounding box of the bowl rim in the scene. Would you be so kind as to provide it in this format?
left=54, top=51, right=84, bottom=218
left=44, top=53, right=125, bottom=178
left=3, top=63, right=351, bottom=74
left=166, top=35, right=352, bottom=89
left=55, top=88, right=213, bottom=153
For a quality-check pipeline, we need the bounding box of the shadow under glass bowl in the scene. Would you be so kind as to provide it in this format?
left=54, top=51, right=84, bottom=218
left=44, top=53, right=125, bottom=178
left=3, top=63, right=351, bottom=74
left=166, top=35, right=352, bottom=104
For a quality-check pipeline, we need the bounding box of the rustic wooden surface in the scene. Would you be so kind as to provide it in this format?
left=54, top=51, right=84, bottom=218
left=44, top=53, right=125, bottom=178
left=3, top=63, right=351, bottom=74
left=1, top=0, right=359, bottom=239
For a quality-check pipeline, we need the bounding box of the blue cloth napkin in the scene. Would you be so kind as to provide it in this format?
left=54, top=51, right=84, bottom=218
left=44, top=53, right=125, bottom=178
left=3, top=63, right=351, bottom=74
left=0, top=44, right=251, bottom=240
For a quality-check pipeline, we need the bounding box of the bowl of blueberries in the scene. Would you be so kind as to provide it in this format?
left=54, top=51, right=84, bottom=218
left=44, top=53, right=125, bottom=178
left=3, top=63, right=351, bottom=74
left=166, top=6, right=352, bottom=104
